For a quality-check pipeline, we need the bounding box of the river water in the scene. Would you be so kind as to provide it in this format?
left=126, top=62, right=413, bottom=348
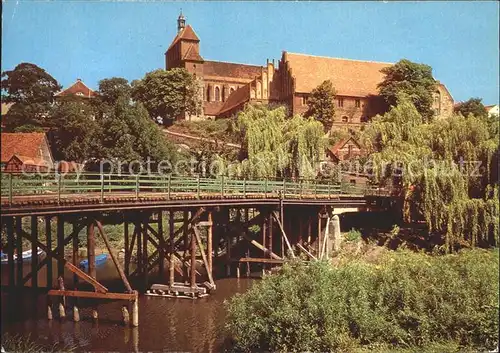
left=1, top=259, right=256, bottom=352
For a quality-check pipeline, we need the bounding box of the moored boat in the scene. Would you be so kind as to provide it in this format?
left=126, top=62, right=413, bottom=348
left=79, top=253, right=109, bottom=269
left=0, top=249, right=45, bottom=264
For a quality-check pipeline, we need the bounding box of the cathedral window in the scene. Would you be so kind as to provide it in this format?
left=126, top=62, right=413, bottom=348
left=206, top=86, right=211, bottom=102
left=355, top=99, right=361, bottom=108
left=338, top=98, right=344, bottom=107
left=215, top=87, right=221, bottom=102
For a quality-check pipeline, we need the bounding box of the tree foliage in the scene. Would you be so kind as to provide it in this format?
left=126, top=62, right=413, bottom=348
left=378, top=59, right=436, bottom=121
left=1, top=63, right=61, bottom=131
left=454, top=97, right=488, bottom=119
left=226, top=250, right=499, bottom=352
left=305, top=80, right=336, bottom=131
left=48, top=97, right=101, bottom=162
left=226, top=104, right=326, bottom=179
left=97, top=77, right=132, bottom=106
left=131, top=68, right=202, bottom=125
left=361, top=96, right=499, bottom=250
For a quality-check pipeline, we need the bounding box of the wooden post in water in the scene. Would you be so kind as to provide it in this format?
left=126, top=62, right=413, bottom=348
left=207, top=211, right=213, bottom=278
left=131, top=296, right=139, bottom=327
left=57, top=216, right=65, bottom=279
left=46, top=216, right=53, bottom=288
left=72, top=223, right=79, bottom=287
left=7, top=217, right=15, bottom=290
left=47, top=304, right=53, bottom=320
left=124, top=217, right=129, bottom=277
left=136, top=217, right=142, bottom=277
left=169, top=211, right=175, bottom=286
left=142, top=216, right=149, bottom=290
left=87, top=220, right=96, bottom=279
left=183, top=211, right=189, bottom=283
left=122, top=305, right=130, bottom=325
left=31, top=216, right=38, bottom=289
left=190, top=227, right=197, bottom=290
left=15, top=217, right=22, bottom=287
left=73, top=305, right=80, bottom=322
left=158, top=210, right=164, bottom=279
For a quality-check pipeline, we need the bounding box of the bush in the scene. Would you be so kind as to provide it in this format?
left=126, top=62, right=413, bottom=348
left=225, top=249, right=499, bottom=352
left=345, top=228, right=362, bottom=242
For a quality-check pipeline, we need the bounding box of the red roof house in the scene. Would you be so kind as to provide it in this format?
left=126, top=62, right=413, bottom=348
left=1, top=132, right=54, bottom=172
left=55, top=78, right=96, bottom=99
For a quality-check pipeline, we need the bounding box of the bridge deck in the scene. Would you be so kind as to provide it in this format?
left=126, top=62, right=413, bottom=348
left=1, top=173, right=393, bottom=216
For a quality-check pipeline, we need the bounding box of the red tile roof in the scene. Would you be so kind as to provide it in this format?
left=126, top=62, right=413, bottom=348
left=218, top=84, right=251, bottom=116
left=55, top=79, right=96, bottom=98
left=328, top=137, right=361, bottom=156
left=284, top=52, right=391, bottom=97
left=1, top=132, right=50, bottom=163
left=203, top=101, right=225, bottom=116
left=167, top=25, right=200, bottom=51
left=203, top=61, right=263, bottom=80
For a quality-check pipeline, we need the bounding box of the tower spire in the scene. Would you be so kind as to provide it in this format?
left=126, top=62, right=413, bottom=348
left=177, top=10, right=185, bottom=33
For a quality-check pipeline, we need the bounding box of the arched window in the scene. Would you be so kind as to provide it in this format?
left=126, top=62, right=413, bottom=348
left=207, top=86, right=212, bottom=102
left=222, top=86, right=226, bottom=102
left=215, top=87, right=221, bottom=102
left=230, top=87, right=235, bottom=95
left=256, top=82, right=262, bottom=99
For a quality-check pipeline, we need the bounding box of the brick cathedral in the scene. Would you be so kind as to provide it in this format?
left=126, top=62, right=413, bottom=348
left=165, top=13, right=454, bottom=127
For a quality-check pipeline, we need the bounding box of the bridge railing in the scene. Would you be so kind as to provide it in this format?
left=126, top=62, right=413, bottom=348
left=1, top=172, right=392, bottom=204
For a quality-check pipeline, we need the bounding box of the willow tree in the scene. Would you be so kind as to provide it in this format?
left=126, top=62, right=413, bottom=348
left=361, top=95, right=499, bottom=250
left=230, top=104, right=325, bottom=179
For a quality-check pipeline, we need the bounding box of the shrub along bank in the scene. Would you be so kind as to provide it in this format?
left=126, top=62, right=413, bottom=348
left=225, top=249, right=499, bottom=352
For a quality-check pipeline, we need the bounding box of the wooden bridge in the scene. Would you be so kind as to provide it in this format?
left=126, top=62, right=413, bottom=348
left=0, top=172, right=396, bottom=326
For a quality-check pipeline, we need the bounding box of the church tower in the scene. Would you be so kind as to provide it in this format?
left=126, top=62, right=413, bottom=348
left=165, top=12, right=204, bottom=75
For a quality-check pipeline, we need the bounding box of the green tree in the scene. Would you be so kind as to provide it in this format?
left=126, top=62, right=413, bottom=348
left=305, top=80, right=336, bottom=131
left=1, top=63, right=61, bottom=131
left=97, top=77, right=132, bottom=106
left=454, top=97, right=488, bottom=119
left=131, top=68, right=202, bottom=125
left=98, top=97, right=178, bottom=172
left=378, top=59, right=436, bottom=121
left=230, top=104, right=325, bottom=179
left=361, top=96, right=499, bottom=250
left=48, top=97, right=101, bottom=162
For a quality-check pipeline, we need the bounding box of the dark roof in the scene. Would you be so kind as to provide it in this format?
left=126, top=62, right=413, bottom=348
left=203, top=61, right=263, bottom=80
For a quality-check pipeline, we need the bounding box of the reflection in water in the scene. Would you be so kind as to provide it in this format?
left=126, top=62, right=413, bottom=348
left=1, top=260, right=256, bottom=352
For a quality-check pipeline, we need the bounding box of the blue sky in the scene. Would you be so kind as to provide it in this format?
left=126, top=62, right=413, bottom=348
left=2, top=1, right=499, bottom=104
